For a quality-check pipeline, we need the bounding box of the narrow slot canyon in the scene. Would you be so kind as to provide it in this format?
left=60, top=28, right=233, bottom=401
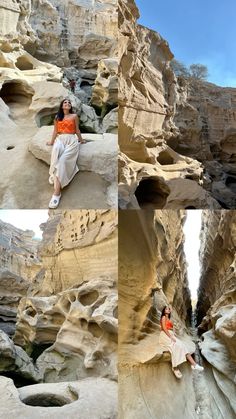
left=119, top=210, right=236, bottom=419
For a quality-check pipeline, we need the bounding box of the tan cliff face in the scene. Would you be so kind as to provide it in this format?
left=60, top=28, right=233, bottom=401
left=119, top=210, right=197, bottom=419
left=12, top=210, right=118, bottom=383
left=119, top=209, right=236, bottom=419
left=196, top=210, right=236, bottom=418
left=118, top=0, right=236, bottom=209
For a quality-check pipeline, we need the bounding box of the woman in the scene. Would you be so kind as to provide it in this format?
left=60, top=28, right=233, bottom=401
left=46, top=98, right=84, bottom=208
left=159, top=306, right=204, bottom=379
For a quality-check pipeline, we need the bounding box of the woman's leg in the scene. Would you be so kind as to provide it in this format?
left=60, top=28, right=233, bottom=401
left=54, top=176, right=61, bottom=196
left=186, top=353, right=196, bottom=366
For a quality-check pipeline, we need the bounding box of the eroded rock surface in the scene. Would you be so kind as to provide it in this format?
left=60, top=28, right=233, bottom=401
left=0, top=210, right=117, bottom=416
left=0, top=0, right=118, bottom=208
left=118, top=0, right=236, bottom=209
left=12, top=210, right=118, bottom=384
left=196, top=211, right=236, bottom=418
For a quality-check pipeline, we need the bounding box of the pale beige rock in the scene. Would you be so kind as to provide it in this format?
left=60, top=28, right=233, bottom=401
left=0, top=1, right=118, bottom=209
left=29, top=127, right=118, bottom=183
left=0, top=376, right=117, bottom=418
left=28, top=0, right=118, bottom=68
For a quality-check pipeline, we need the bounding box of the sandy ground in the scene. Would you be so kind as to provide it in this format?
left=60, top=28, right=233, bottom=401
left=0, top=101, right=110, bottom=209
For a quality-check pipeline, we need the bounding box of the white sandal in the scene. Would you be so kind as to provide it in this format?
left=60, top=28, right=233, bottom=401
left=172, top=368, right=182, bottom=379
left=49, top=194, right=61, bottom=209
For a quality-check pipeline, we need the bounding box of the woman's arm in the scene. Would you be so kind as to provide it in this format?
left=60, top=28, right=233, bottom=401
left=75, top=115, right=85, bottom=143
left=161, top=316, right=176, bottom=342
left=47, top=119, right=58, bottom=145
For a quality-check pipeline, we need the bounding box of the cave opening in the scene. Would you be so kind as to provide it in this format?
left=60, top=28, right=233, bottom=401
left=0, top=82, right=33, bottom=106
left=135, top=178, right=169, bottom=209
left=0, top=371, right=37, bottom=388
left=156, top=150, right=174, bottom=165
left=15, top=56, right=34, bottom=71
left=225, top=176, right=236, bottom=193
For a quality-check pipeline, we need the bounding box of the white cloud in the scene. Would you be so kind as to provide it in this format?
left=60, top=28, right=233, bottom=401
left=183, top=210, right=202, bottom=300
left=0, top=210, right=49, bottom=239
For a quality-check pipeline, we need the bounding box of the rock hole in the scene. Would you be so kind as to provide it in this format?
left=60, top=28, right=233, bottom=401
left=79, top=290, right=99, bottom=306
left=185, top=206, right=196, bottom=209
left=15, top=56, right=34, bottom=71
left=156, top=150, right=174, bottom=165
left=0, top=82, right=33, bottom=106
left=225, top=176, right=236, bottom=193
left=88, top=322, right=103, bottom=338
left=80, top=318, right=88, bottom=329
left=21, top=394, right=72, bottom=407
left=6, top=146, right=15, bottom=150
left=135, top=178, right=169, bottom=209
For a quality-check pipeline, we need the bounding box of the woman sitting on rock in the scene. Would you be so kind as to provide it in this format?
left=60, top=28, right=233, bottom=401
left=46, top=98, right=84, bottom=208
left=159, top=306, right=204, bottom=379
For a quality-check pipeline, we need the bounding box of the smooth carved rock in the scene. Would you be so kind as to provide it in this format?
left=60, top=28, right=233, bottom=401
left=29, top=127, right=118, bottom=183
left=0, top=376, right=117, bottom=419
left=119, top=209, right=199, bottom=419
left=197, top=210, right=236, bottom=417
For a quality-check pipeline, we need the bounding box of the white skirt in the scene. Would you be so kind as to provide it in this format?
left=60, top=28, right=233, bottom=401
left=159, top=330, right=190, bottom=368
left=49, top=134, right=80, bottom=189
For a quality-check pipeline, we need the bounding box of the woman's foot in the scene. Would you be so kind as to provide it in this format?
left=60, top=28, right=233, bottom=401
left=172, top=368, right=182, bottom=379
left=49, top=194, right=61, bottom=209
left=191, top=364, right=204, bottom=371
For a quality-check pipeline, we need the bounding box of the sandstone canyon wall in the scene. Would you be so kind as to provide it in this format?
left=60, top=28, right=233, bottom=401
left=119, top=210, right=197, bottom=419
left=119, top=209, right=235, bottom=419
left=118, top=0, right=236, bottom=210
left=196, top=210, right=236, bottom=418
left=0, top=210, right=118, bottom=418
left=0, top=0, right=118, bottom=208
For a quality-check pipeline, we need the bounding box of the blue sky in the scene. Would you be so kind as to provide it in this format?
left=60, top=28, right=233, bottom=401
left=135, top=0, right=236, bottom=87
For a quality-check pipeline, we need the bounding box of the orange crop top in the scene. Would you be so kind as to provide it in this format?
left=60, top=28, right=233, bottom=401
left=57, top=118, right=76, bottom=134
left=161, top=317, right=173, bottom=330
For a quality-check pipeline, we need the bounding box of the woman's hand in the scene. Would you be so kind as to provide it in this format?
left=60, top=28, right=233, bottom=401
left=46, top=141, right=54, bottom=146
left=171, top=336, right=176, bottom=342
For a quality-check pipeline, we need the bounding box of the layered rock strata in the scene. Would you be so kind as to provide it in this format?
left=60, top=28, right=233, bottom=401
left=118, top=0, right=236, bottom=209
left=196, top=210, right=236, bottom=418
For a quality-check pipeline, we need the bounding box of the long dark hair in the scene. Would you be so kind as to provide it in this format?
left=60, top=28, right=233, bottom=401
left=55, top=98, right=73, bottom=121
left=161, top=306, right=171, bottom=319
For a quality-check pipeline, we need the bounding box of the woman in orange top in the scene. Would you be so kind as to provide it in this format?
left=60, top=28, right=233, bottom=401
left=46, top=98, right=84, bottom=208
left=159, top=306, right=204, bottom=379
